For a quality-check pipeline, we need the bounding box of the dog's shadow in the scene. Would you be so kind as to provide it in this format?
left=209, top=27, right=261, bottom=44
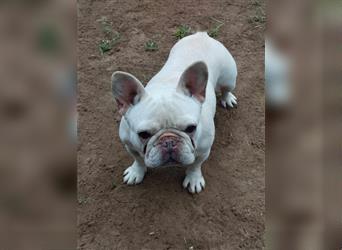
left=115, top=165, right=197, bottom=206
left=141, top=166, right=186, bottom=193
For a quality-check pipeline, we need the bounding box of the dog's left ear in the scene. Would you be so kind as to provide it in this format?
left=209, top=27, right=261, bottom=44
left=177, top=61, right=208, bottom=103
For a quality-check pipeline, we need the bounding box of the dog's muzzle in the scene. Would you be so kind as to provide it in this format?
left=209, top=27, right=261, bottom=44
left=144, top=129, right=195, bottom=167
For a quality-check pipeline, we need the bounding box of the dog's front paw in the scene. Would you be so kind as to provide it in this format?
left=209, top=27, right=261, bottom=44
left=183, top=171, right=205, bottom=194
left=221, top=92, right=237, bottom=108
left=123, top=164, right=146, bottom=185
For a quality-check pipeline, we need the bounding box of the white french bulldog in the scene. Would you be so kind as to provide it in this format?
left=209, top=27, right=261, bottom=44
left=111, top=32, right=237, bottom=193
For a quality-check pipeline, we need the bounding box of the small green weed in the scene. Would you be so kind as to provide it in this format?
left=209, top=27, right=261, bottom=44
left=174, top=25, right=192, bottom=39
left=111, top=180, right=117, bottom=190
left=99, top=32, right=120, bottom=54
left=208, top=18, right=224, bottom=38
left=144, top=40, right=158, bottom=51
left=78, top=195, right=88, bottom=205
left=248, top=7, right=266, bottom=26
left=250, top=0, right=261, bottom=6
left=100, top=17, right=113, bottom=35
left=97, top=16, right=121, bottom=54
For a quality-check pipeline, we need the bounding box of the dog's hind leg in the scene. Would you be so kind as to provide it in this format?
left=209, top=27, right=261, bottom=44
left=217, top=72, right=238, bottom=109
left=220, top=89, right=237, bottom=108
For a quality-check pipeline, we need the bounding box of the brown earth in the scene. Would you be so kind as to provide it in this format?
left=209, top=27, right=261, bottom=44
left=78, top=0, right=265, bottom=249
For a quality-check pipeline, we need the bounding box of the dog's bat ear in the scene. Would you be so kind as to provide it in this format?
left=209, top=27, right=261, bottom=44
left=111, top=71, right=146, bottom=115
left=177, top=61, right=208, bottom=103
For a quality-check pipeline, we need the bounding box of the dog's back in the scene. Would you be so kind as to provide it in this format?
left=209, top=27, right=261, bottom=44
left=148, top=32, right=236, bottom=94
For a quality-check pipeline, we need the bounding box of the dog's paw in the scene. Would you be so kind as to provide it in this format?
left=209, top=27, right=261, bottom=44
left=221, top=92, right=237, bottom=108
left=123, top=165, right=146, bottom=185
left=183, top=171, right=205, bottom=194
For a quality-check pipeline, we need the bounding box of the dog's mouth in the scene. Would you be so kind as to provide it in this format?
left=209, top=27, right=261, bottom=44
left=190, top=137, right=195, bottom=148
left=143, top=129, right=196, bottom=167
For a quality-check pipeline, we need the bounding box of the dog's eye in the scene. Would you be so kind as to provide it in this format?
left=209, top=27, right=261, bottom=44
left=184, top=125, right=197, bottom=133
left=138, top=131, right=151, bottom=139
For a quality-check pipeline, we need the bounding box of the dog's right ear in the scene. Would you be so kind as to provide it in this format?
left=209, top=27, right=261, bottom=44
left=111, top=71, right=146, bottom=115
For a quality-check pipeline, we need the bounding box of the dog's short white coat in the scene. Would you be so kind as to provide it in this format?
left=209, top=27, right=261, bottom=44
left=114, top=32, right=237, bottom=193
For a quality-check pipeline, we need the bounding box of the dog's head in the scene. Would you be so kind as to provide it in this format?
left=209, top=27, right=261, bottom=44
left=111, top=61, right=208, bottom=168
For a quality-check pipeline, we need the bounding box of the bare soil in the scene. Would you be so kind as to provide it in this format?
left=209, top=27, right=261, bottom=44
left=78, top=0, right=265, bottom=249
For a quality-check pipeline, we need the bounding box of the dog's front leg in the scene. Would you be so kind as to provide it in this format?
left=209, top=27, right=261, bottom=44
left=123, top=146, right=147, bottom=185
left=183, top=159, right=207, bottom=194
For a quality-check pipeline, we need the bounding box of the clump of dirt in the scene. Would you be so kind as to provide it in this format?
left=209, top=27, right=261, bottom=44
left=78, top=0, right=265, bottom=249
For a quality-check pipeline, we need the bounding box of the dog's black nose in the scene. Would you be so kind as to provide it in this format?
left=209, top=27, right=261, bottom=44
left=161, top=137, right=177, bottom=152
left=159, top=132, right=180, bottom=154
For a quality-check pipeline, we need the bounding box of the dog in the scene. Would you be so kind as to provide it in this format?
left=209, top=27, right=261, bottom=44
left=111, top=32, right=237, bottom=193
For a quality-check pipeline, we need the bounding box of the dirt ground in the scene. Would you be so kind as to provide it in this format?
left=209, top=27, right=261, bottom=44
left=78, top=0, right=265, bottom=249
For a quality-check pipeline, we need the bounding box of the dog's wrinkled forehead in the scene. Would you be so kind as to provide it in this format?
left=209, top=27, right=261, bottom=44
left=125, top=91, right=201, bottom=132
